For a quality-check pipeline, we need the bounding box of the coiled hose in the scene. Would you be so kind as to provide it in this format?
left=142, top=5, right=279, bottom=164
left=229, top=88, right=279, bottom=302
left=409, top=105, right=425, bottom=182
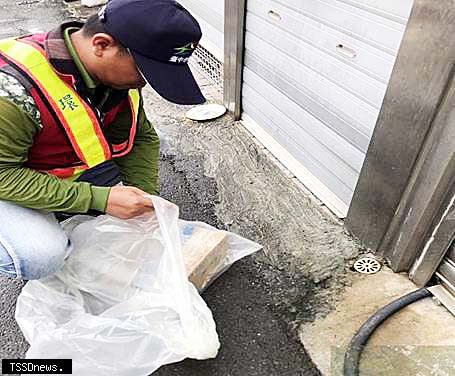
left=343, top=287, right=432, bottom=376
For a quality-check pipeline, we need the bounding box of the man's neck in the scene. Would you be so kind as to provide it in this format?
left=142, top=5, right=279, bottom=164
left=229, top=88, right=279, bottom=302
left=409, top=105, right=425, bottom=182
left=68, top=30, right=100, bottom=87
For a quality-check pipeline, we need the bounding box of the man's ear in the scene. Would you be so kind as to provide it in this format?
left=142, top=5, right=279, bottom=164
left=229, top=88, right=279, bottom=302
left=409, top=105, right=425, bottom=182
left=91, top=33, right=116, bottom=57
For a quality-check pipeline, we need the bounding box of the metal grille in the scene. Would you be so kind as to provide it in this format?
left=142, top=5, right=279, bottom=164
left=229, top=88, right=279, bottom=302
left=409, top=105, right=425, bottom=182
left=189, top=44, right=224, bottom=94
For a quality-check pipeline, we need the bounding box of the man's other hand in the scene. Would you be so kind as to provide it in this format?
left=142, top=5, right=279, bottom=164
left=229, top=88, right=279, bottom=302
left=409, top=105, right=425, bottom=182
left=106, top=186, right=154, bottom=219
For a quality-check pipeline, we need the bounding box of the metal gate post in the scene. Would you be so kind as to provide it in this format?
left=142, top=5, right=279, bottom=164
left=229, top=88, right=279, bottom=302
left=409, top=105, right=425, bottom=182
left=223, top=0, right=246, bottom=120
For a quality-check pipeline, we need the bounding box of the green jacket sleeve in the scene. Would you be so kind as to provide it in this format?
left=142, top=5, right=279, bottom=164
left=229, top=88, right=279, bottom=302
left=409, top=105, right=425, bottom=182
left=0, top=97, right=110, bottom=213
left=107, top=96, right=160, bottom=195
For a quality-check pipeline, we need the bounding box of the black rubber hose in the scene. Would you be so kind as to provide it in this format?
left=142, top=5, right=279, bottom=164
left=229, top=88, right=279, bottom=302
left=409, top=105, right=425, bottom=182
left=343, top=287, right=432, bottom=376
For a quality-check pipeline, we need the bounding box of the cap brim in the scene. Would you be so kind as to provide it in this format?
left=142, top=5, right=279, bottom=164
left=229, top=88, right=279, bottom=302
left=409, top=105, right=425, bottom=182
left=131, top=50, right=206, bottom=105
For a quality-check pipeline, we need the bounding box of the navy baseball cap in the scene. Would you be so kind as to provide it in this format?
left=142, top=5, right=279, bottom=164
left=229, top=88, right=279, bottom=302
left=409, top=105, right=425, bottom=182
left=99, top=0, right=205, bottom=105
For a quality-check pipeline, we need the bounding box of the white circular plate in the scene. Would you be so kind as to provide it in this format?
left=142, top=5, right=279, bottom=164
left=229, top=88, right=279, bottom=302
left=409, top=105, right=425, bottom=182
left=353, top=257, right=382, bottom=274
left=185, top=103, right=227, bottom=121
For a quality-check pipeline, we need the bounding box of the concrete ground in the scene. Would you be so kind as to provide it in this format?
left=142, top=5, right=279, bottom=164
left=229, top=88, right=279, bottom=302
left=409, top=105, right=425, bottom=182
left=1, top=1, right=453, bottom=376
left=300, top=267, right=455, bottom=376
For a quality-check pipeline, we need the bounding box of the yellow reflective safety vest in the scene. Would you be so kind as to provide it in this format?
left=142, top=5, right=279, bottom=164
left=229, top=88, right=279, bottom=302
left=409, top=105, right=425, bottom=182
left=0, top=36, right=141, bottom=179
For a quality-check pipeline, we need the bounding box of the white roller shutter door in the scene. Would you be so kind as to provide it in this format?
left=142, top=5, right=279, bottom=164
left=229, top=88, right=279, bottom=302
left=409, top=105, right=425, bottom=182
left=241, top=0, right=414, bottom=217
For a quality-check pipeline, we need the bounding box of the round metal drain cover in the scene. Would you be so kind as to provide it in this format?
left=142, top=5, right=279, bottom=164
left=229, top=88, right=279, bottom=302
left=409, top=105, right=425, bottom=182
left=353, top=257, right=382, bottom=274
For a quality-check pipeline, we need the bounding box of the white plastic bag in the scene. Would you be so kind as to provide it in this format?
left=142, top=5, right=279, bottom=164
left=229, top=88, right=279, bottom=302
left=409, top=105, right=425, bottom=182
left=15, top=196, right=261, bottom=376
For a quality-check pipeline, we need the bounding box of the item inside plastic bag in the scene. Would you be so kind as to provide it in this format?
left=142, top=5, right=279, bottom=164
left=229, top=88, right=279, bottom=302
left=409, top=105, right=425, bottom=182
left=15, top=196, right=261, bottom=376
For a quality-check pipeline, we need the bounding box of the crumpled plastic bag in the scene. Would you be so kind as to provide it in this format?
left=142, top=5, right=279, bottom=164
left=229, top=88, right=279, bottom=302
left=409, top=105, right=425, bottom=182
left=15, top=196, right=261, bottom=376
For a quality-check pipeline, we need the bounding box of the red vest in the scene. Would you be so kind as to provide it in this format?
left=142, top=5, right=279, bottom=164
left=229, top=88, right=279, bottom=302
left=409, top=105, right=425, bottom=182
left=0, top=33, right=140, bottom=179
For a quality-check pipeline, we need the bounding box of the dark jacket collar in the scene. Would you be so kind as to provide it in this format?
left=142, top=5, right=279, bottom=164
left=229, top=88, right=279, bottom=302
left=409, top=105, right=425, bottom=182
left=45, top=21, right=83, bottom=82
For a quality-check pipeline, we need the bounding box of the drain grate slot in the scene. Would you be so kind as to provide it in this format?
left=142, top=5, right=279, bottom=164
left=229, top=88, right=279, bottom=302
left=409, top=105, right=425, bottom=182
left=189, top=44, right=223, bottom=95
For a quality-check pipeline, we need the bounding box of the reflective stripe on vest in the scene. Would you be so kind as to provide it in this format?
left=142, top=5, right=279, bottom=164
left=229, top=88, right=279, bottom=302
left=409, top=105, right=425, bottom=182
left=0, top=38, right=141, bottom=172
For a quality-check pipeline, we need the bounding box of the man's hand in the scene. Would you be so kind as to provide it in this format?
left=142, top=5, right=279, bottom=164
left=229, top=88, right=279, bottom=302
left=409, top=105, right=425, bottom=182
left=105, top=186, right=154, bottom=219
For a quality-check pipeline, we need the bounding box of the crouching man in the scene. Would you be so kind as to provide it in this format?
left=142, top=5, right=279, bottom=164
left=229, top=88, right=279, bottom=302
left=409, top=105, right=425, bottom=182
left=0, top=0, right=205, bottom=279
